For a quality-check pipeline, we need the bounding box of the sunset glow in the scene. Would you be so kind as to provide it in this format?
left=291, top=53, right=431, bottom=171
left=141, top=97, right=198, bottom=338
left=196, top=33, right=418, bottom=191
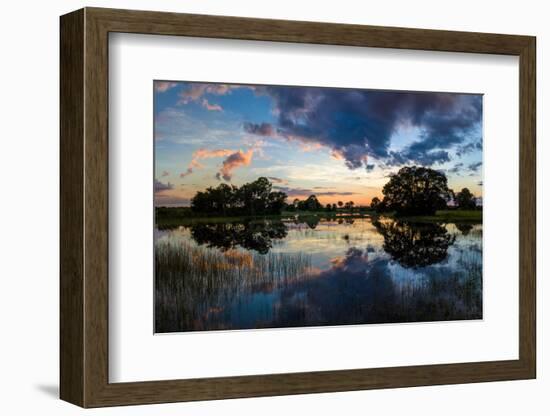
left=154, top=81, right=482, bottom=207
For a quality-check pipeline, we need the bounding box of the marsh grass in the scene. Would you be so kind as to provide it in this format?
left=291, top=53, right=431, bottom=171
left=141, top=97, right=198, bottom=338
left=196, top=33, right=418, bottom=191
left=385, top=210, right=482, bottom=223
left=393, top=249, right=482, bottom=321
left=155, top=238, right=312, bottom=332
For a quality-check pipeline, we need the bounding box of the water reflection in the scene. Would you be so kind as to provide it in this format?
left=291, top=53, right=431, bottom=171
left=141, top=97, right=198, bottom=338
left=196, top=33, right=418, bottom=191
left=455, top=223, right=474, bottom=236
left=190, top=220, right=287, bottom=254
left=373, top=220, right=456, bottom=268
left=155, top=216, right=482, bottom=332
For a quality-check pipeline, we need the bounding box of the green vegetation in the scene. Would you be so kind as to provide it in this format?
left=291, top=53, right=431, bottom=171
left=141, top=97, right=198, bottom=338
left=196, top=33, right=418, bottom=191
left=381, top=209, right=482, bottom=223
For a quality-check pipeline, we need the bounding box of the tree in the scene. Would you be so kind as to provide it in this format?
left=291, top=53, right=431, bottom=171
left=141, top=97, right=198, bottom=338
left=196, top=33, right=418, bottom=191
left=190, top=177, right=288, bottom=216
left=381, top=166, right=452, bottom=215
left=266, top=191, right=287, bottom=214
left=238, top=177, right=272, bottom=215
left=337, top=201, right=343, bottom=208
left=344, top=201, right=355, bottom=210
left=298, top=195, right=323, bottom=211
left=455, top=188, right=476, bottom=210
left=370, top=197, right=381, bottom=210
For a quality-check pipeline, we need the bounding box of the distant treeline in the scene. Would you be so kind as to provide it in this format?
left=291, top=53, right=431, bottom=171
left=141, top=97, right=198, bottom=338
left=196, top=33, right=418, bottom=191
left=189, top=177, right=359, bottom=216
left=157, top=167, right=481, bottom=220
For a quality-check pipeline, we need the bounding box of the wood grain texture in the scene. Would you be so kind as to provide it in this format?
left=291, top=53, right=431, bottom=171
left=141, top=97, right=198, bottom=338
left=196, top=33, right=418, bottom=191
left=518, top=38, right=536, bottom=375
left=59, top=7, right=537, bottom=408
left=59, top=8, right=84, bottom=407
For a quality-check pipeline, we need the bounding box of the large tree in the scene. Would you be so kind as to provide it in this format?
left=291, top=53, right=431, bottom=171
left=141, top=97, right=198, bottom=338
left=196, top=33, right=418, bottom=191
left=455, top=187, right=476, bottom=210
left=382, top=166, right=452, bottom=215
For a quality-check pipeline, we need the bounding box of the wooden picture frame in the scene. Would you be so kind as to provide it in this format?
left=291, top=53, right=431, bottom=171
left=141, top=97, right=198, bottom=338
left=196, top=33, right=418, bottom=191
left=60, top=7, right=536, bottom=408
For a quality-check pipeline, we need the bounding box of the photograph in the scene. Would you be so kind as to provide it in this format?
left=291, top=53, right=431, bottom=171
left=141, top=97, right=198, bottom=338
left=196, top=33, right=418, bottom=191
left=153, top=81, right=483, bottom=333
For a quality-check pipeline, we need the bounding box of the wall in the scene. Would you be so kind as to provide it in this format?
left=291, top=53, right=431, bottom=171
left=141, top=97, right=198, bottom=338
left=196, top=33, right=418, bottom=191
left=0, top=0, right=546, bottom=414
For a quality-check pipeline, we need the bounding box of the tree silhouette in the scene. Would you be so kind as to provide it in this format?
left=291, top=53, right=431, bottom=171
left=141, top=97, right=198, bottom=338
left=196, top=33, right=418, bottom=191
left=382, top=166, right=452, bottom=215
left=190, top=177, right=287, bottom=216
left=455, top=188, right=476, bottom=210
left=296, top=195, right=323, bottom=211
left=373, top=220, right=455, bottom=268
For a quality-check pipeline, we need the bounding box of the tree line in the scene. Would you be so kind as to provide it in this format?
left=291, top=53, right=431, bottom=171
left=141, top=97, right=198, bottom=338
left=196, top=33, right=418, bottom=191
left=191, top=177, right=358, bottom=216
left=189, top=167, right=478, bottom=218
left=286, top=197, right=356, bottom=213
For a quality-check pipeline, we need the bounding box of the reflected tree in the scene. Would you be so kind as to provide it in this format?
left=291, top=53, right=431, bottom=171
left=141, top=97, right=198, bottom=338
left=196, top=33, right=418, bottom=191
left=455, top=223, right=473, bottom=236
left=190, top=220, right=288, bottom=254
left=373, top=220, right=456, bottom=268
left=295, top=215, right=320, bottom=229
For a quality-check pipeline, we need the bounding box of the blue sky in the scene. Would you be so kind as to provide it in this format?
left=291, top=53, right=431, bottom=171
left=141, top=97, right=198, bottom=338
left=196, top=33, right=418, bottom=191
left=154, top=81, right=483, bottom=207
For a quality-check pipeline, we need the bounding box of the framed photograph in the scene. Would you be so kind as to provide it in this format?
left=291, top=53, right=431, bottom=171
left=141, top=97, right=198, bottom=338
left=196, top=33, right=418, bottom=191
left=60, top=7, right=536, bottom=407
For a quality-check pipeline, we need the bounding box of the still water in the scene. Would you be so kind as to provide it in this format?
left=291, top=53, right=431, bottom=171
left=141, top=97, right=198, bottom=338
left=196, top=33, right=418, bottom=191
left=155, top=215, right=482, bottom=332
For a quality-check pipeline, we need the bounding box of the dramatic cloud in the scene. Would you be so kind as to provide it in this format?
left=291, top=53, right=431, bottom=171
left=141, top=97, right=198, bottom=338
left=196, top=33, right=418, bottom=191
left=154, top=81, right=177, bottom=93
left=154, top=179, right=174, bottom=192
left=448, top=162, right=464, bottom=175
left=387, top=149, right=450, bottom=166
left=245, top=86, right=482, bottom=169
left=180, top=148, right=234, bottom=178
left=201, top=99, right=223, bottom=112
left=468, top=161, right=482, bottom=171
left=366, top=164, right=375, bottom=171
left=243, top=122, right=276, bottom=136
left=456, top=140, right=482, bottom=156
left=216, top=149, right=254, bottom=181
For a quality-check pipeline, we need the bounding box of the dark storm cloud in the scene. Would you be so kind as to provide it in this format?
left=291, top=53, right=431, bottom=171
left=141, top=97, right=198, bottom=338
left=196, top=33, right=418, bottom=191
left=246, top=86, right=482, bottom=169
left=387, top=149, right=451, bottom=167
left=456, top=140, right=482, bottom=157
left=243, top=122, right=275, bottom=136
left=468, top=161, right=482, bottom=171
left=448, top=162, right=464, bottom=175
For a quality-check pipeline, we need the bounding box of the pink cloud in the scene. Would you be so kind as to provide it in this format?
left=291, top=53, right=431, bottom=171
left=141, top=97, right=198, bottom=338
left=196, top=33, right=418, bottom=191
left=154, top=81, right=177, bottom=92
left=180, top=148, right=234, bottom=178
left=178, top=83, right=237, bottom=105
left=201, top=99, right=223, bottom=112
left=216, top=149, right=254, bottom=182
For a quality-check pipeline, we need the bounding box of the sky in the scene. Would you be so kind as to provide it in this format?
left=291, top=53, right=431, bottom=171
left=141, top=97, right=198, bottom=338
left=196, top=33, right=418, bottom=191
left=154, top=81, right=483, bottom=207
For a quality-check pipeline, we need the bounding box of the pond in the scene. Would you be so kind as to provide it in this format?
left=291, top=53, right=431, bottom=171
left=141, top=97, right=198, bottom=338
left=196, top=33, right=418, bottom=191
left=154, top=215, right=482, bottom=333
